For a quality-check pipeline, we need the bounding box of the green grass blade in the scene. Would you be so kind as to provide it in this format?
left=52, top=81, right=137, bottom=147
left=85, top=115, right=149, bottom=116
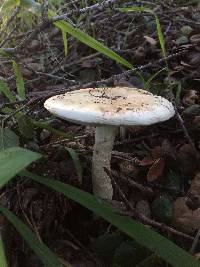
left=155, top=15, right=167, bottom=58
left=0, top=0, right=19, bottom=14
left=61, top=30, right=68, bottom=56
left=144, top=67, right=166, bottom=90
left=23, top=171, right=200, bottom=267
left=119, top=6, right=167, bottom=59
left=0, top=236, right=8, bottom=267
left=0, top=147, right=41, bottom=188
left=12, top=60, right=25, bottom=100
left=54, top=20, right=133, bottom=70
left=0, top=80, right=16, bottom=102
left=0, top=205, right=63, bottom=267
left=119, top=6, right=154, bottom=14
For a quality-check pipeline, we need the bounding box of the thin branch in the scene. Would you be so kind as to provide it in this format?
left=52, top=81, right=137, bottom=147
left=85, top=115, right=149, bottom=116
left=27, top=47, right=191, bottom=99
left=105, top=168, right=197, bottom=243
left=1, top=0, right=120, bottom=54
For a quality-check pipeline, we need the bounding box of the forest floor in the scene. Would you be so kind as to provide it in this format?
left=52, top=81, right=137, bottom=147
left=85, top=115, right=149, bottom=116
left=1, top=0, right=200, bottom=266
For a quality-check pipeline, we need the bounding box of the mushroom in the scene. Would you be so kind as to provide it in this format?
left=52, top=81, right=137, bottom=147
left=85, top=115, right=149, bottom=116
left=44, top=87, right=175, bottom=200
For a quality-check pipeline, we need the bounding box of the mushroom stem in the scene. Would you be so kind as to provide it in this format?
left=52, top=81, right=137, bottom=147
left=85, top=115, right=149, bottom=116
left=92, top=125, right=117, bottom=199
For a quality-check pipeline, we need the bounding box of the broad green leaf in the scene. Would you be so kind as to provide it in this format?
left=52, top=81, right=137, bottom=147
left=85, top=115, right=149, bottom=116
left=0, top=80, right=16, bottom=102
left=12, top=60, right=25, bottom=100
left=0, top=236, right=8, bottom=267
left=0, top=205, right=62, bottom=267
left=0, top=128, right=19, bottom=150
left=23, top=171, right=200, bottom=267
left=66, top=147, right=82, bottom=183
left=0, top=147, right=41, bottom=188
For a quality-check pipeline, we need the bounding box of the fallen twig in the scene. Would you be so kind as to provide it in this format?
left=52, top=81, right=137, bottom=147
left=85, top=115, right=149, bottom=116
left=105, top=168, right=197, bottom=243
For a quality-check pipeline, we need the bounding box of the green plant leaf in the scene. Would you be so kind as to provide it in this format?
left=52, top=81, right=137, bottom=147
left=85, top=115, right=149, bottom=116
left=154, top=15, right=166, bottom=58
left=0, top=147, right=41, bottom=188
left=66, top=147, right=82, bottom=183
left=0, top=80, right=16, bottom=102
left=144, top=67, right=166, bottom=90
left=22, top=171, right=200, bottom=267
left=0, top=128, right=19, bottom=150
left=12, top=60, right=25, bottom=100
left=0, top=205, right=62, bottom=267
left=0, top=236, right=8, bottom=267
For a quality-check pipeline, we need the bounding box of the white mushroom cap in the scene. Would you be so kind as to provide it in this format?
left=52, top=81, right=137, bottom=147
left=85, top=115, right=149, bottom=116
left=44, top=87, right=175, bottom=126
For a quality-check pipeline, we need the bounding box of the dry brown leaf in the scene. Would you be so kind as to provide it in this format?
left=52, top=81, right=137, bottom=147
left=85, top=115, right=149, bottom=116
left=136, top=200, right=151, bottom=218
left=193, top=116, right=200, bottom=128
left=183, top=90, right=198, bottom=105
left=177, top=144, right=199, bottom=177
left=27, top=40, right=40, bottom=51
left=140, top=156, right=155, bottom=166
left=172, top=197, right=200, bottom=233
left=151, top=146, right=163, bottom=158
left=144, top=36, right=157, bottom=46
left=187, top=52, right=200, bottom=66
left=119, top=161, right=139, bottom=177
left=189, top=173, right=200, bottom=199
left=147, top=157, right=165, bottom=182
left=114, top=79, right=134, bottom=87
left=190, top=34, right=200, bottom=44
left=194, top=252, right=200, bottom=260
